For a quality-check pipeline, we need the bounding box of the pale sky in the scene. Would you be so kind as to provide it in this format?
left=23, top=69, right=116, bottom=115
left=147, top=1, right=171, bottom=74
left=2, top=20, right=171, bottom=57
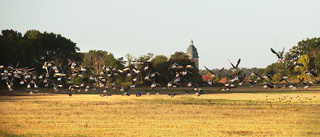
left=1, top=0, right=320, bottom=70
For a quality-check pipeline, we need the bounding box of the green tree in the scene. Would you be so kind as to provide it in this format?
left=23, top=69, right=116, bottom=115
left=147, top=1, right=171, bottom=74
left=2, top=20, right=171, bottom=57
left=169, top=51, right=202, bottom=84
left=296, top=54, right=310, bottom=79
left=295, top=37, right=320, bottom=73
left=151, top=55, right=169, bottom=83
left=125, top=53, right=135, bottom=68
left=264, top=63, right=276, bottom=77
left=82, top=50, right=123, bottom=73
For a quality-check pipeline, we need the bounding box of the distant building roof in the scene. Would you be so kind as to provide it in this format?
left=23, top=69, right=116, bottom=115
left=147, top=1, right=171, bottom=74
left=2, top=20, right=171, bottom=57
left=202, top=75, right=212, bottom=81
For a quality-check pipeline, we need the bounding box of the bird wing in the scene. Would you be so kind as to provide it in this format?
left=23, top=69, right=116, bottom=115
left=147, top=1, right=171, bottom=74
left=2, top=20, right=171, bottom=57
left=311, top=70, right=318, bottom=77
left=235, top=59, right=241, bottom=68
left=219, top=67, right=225, bottom=72
left=271, top=48, right=281, bottom=58
left=228, top=59, right=236, bottom=68
left=284, top=79, right=293, bottom=85
left=280, top=47, right=285, bottom=57
left=204, top=66, right=214, bottom=75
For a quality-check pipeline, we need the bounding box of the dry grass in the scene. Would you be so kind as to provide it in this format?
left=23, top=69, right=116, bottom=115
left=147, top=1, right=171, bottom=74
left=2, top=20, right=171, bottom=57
left=0, top=90, right=320, bottom=136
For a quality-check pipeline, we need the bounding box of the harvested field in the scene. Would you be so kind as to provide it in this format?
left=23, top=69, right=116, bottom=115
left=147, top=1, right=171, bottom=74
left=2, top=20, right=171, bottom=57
left=0, top=87, right=320, bottom=136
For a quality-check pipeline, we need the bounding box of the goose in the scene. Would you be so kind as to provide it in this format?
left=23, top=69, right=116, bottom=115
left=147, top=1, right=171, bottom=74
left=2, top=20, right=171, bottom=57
left=314, top=79, right=320, bottom=84
left=228, top=59, right=241, bottom=72
left=298, top=78, right=313, bottom=90
left=248, top=80, right=256, bottom=88
left=136, top=92, right=142, bottom=97
left=271, top=47, right=285, bottom=62
left=284, top=79, right=297, bottom=90
left=218, top=87, right=229, bottom=92
left=204, top=66, right=224, bottom=79
left=154, top=89, right=160, bottom=95
left=181, top=87, right=190, bottom=96
left=121, top=87, right=130, bottom=96
left=238, top=73, right=247, bottom=86
left=143, top=87, right=151, bottom=95
left=6, top=81, right=13, bottom=91
left=290, top=62, right=304, bottom=71
left=168, top=93, right=178, bottom=98
left=305, top=69, right=318, bottom=77
left=186, top=82, right=198, bottom=87
left=193, top=87, right=204, bottom=96
left=291, top=49, right=301, bottom=55
left=261, top=74, right=272, bottom=80
left=263, top=79, right=283, bottom=89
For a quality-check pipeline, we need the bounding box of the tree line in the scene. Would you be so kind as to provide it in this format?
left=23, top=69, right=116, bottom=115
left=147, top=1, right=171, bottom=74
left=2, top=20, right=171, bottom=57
left=0, top=29, right=201, bottom=87
left=1, top=29, right=318, bottom=85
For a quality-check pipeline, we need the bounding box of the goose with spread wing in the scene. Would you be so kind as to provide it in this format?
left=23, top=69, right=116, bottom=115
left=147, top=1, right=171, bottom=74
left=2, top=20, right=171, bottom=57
left=228, top=59, right=241, bottom=72
left=271, top=47, right=285, bottom=63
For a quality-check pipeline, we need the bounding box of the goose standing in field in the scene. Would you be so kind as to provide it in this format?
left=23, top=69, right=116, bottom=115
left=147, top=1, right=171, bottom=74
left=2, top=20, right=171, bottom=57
left=57, top=85, right=76, bottom=98
left=136, top=91, right=142, bottom=97
left=121, top=87, right=130, bottom=96
left=168, top=93, right=178, bottom=98
left=193, top=87, right=204, bottom=96
left=100, top=94, right=110, bottom=98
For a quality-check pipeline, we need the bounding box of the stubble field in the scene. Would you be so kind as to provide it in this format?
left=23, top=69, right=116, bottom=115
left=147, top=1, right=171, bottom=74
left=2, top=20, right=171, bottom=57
left=0, top=86, right=320, bottom=136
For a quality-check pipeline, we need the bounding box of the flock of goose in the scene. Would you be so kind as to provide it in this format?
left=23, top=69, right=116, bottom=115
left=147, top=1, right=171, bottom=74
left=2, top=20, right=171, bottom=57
left=0, top=48, right=319, bottom=98
left=203, top=47, right=319, bottom=92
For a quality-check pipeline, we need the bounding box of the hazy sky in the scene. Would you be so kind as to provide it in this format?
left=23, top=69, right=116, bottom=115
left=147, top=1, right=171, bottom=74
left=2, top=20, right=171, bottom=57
left=1, top=0, right=320, bottom=70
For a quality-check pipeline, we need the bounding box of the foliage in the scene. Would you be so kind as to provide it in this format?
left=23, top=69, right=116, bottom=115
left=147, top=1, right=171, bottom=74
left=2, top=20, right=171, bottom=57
left=150, top=55, right=169, bottom=83
left=285, top=37, right=320, bottom=76
left=169, top=52, right=202, bottom=83
left=264, top=63, right=276, bottom=77
left=0, top=29, right=80, bottom=72
left=125, top=53, right=135, bottom=68
left=82, top=50, right=124, bottom=73
left=296, top=54, right=310, bottom=79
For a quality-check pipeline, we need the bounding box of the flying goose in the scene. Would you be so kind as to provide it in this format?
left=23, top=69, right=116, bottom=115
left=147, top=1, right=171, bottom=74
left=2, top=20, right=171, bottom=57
left=271, top=47, right=285, bottom=62
left=228, top=59, right=241, bottom=72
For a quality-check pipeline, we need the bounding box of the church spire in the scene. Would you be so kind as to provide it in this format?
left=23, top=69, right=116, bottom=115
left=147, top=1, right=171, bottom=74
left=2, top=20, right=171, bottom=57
left=186, top=39, right=199, bottom=69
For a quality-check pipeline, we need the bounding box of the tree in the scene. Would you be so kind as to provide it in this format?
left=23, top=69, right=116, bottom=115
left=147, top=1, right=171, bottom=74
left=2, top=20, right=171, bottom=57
left=296, top=37, right=320, bottom=73
left=125, top=53, right=135, bottom=68
left=296, top=54, right=310, bottom=79
left=151, top=55, right=169, bottom=83
left=283, top=37, right=320, bottom=78
left=169, top=51, right=202, bottom=84
left=82, top=50, right=123, bottom=73
left=264, top=63, right=276, bottom=77
left=0, top=29, right=26, bottom=67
